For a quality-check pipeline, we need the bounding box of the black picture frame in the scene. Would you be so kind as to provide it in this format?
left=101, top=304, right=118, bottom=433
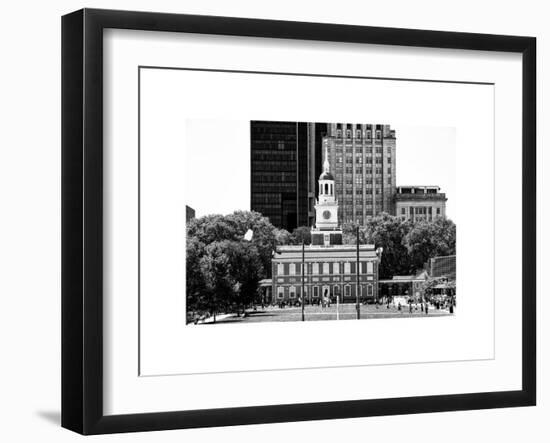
left=62, top=8, right=536, bottom=435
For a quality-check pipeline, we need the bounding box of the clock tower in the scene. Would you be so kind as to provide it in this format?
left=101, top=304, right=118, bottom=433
left=311, top=145, right=343, bottom=246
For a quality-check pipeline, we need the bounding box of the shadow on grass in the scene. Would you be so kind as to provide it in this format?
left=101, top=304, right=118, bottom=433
left=202, top=310, right=277, bottom=324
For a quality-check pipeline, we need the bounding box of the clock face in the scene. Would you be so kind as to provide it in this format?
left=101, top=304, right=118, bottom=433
left=322, top=210, right=331, bottom=220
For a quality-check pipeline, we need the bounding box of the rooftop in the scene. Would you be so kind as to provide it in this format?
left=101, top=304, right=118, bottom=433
left=395, top=193, right=447, bottom=201
left=397, top=185, right=441, bottom=190
left=274, top=244, right=380, bottom=260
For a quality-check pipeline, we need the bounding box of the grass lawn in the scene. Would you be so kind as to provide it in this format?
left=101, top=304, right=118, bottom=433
left=200, top=303, right=453, bottom=324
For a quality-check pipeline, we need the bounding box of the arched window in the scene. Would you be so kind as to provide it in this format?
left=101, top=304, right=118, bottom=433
left=325, top=183, right=328, bottom=194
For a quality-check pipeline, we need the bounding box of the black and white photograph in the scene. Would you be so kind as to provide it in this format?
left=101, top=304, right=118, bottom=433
left=0, top=0, right=543, bottom=440
left=135, top=59, right=496, bottom=401
left=186, top=121, right=457, bottom=325
left=53, top=10, right=539, bottom=435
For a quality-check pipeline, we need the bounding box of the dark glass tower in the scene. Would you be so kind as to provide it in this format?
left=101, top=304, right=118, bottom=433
left=250, top=121, right=327, bottom=231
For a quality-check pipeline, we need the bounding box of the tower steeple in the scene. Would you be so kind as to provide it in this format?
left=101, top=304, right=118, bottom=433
left=311, top=142, right=341, bottom=246
left=323, top=145, right=330, bottom=174
left=318, top=143, right=335, bottom=203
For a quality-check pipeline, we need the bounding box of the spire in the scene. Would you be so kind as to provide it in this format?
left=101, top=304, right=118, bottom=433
left=319, top=142, right=334, bottom=182
left=323, top=145, right=330, bottom=173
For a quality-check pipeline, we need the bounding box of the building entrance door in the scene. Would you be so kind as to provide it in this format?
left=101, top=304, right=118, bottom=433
left=322, top=285, right=330, bottom=307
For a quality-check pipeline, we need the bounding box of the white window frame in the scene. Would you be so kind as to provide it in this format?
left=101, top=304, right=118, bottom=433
left=277, top=263, right=284, bottom=276
left=289, top=263, right=296, bottom=275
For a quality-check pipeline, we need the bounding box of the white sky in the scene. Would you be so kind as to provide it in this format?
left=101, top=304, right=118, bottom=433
left=394, top=125, right=456, bottom=219
left=185, top=120, right=456, bottom=221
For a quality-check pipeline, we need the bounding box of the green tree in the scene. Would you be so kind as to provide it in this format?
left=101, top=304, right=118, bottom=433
left=291, top=226, right=312, bottom=245
left=187, top=210, right=281, bottom=278
left=199, top=241, right=235, bottom=320
left=343, top=213, right=413, bottom=279
left=273, top=228, right=292, bottom=247
left=404, top=217, right=456, bottom=271
left=186, top=210, right=283, bottom=320
left=199, top=240, right=263, bottom=318
left=364, top=214, right=413, bottom=279
left=186, top=236, right=210, bottom=322
left=342, top=221, right=368, bottom=245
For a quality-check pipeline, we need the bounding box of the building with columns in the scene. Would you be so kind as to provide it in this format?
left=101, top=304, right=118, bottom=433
left=394, top=185, right=447, bottom=222
left=271, top=148, right=382, bottom=305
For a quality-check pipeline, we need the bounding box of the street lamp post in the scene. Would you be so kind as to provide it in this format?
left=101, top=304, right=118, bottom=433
left=301, top=240, right=305, bottom=322
left=356, top=226, right=360, bottom=320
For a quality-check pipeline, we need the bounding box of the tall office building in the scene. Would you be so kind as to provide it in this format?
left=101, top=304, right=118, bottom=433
left=323, top=123, right=397, bottom=225
left=250, top=121, right=327, bottom=231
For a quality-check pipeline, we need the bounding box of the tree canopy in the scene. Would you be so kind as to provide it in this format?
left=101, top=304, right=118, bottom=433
left=341, top=213, right=456, bottom=279
left=291, top=226, right=312, bottom=245
left=186, top=210, right=456, bottom=321
left=186, top=211, right=290, bottom=321
left=404, top=217, right=456, bottom=271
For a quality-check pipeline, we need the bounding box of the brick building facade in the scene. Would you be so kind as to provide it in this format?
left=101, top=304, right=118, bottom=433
left=271, top=145, right=382, bottom=305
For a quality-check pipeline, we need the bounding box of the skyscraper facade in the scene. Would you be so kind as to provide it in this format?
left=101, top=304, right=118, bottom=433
left=250, top=121, right=327, bottom=231
left=323, top=123, right=397, bottom=225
